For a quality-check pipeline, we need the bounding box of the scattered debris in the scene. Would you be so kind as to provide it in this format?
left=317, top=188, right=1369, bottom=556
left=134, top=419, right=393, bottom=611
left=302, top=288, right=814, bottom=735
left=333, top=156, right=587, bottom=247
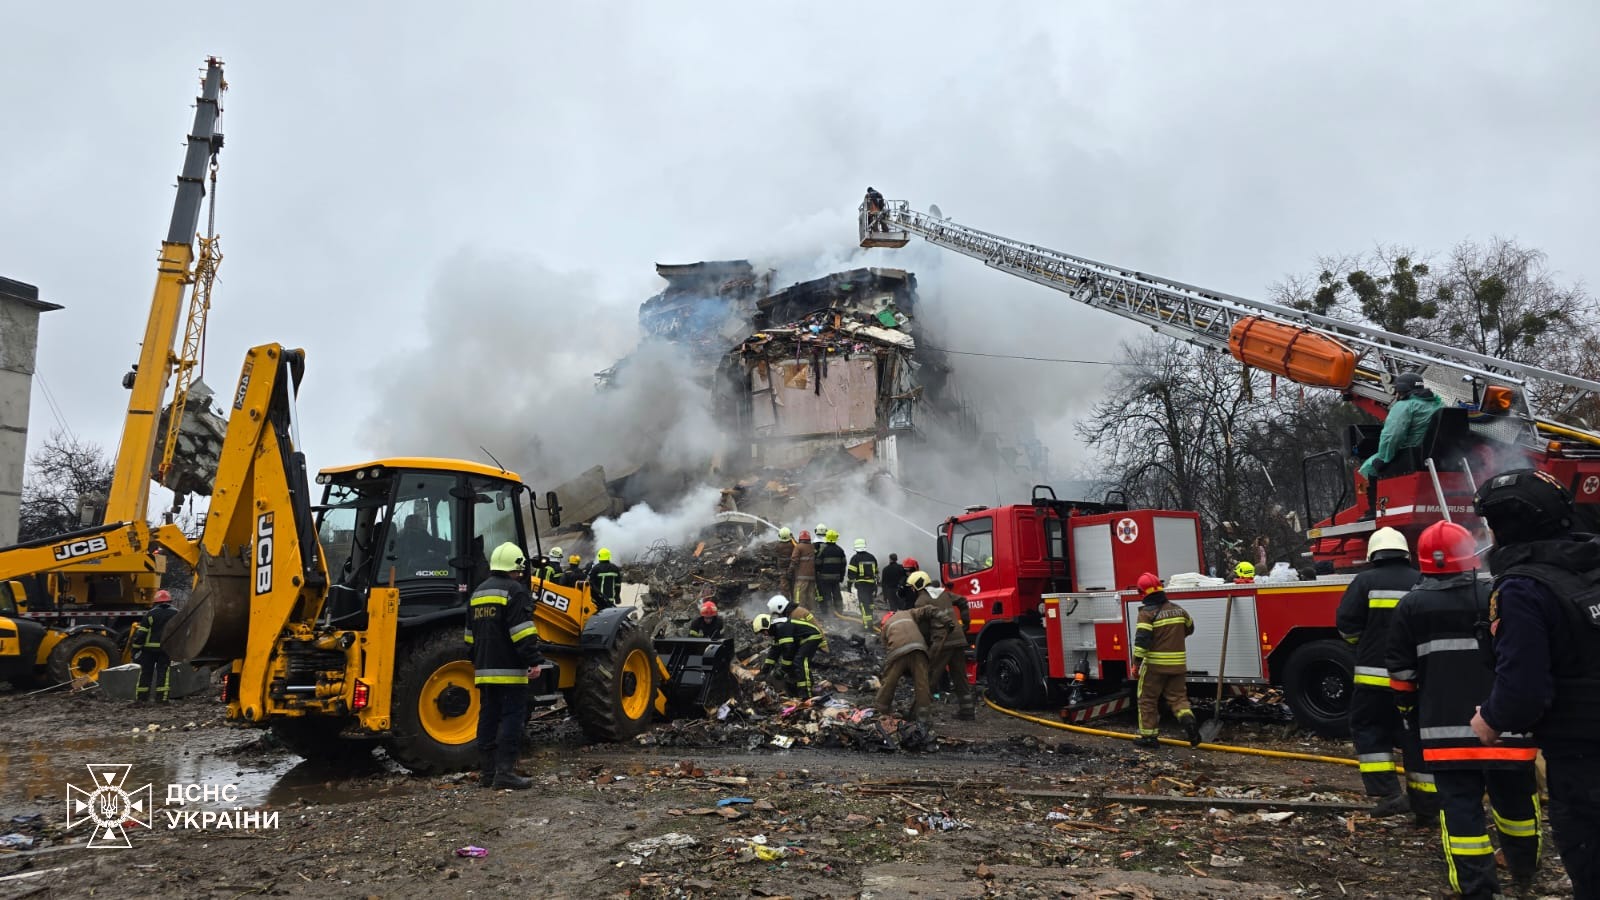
left=453, top=846, right=488, bottom=859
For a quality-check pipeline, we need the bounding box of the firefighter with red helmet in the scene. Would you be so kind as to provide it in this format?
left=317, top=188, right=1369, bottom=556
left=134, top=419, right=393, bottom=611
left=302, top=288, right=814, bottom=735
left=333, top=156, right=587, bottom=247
left=1471, top=468, right=1600, bottom=898
left=133, top=590, right=178, bottom=702
left=896, top=557, right=922, bottom=610
left=689, top=601, right=724, bottom=640
left=1336, top=526, right=1432, bottom=819
left=790, top=532, right=817, bottom=611
left=1132, top=573, right=1200, bottom=748
left=1388, top=520, right=1540, bottom=898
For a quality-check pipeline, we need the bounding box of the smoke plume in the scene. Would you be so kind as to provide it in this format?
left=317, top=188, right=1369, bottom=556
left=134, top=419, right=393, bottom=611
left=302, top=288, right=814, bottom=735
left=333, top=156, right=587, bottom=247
left=590, top=485, right=723, bottom=561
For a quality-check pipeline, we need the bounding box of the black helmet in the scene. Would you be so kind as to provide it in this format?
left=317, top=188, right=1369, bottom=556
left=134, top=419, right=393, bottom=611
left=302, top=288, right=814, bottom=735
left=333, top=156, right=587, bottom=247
left=1474, top=468, right=1574, bottom=544
left=1394, top=372, right=1424, bottom=399
left=867, top=186, right=876, bottom=192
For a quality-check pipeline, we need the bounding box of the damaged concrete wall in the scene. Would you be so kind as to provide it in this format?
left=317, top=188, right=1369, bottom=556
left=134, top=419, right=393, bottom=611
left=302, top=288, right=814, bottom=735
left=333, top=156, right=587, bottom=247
left=0, top=277, right=61, bottom=547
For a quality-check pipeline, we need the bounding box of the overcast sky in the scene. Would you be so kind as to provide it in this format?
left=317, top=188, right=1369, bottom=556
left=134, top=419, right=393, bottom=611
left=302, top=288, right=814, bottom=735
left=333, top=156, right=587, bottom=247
left=3, top=3, right=1597, bottom=499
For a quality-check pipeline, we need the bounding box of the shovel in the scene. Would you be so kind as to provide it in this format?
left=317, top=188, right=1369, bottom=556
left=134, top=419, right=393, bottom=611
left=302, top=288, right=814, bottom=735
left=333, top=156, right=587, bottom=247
left=1198, top=593, right=1233, bottom=743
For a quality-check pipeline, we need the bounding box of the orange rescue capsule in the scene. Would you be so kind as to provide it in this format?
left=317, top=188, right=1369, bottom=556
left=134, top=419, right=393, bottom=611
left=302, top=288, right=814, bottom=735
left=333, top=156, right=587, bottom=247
left=1228, top=316, right=1358, bottom=389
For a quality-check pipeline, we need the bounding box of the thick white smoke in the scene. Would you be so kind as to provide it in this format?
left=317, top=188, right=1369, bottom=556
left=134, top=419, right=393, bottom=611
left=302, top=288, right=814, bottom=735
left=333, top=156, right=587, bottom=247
left=590, top=485, right=723, bottom=561
left=362, top=252, right=724, bottom=489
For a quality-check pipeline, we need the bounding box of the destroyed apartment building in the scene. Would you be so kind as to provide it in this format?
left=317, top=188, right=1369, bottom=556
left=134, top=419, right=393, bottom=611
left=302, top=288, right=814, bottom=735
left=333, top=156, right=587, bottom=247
left=556, top=261, right=973, bottom=533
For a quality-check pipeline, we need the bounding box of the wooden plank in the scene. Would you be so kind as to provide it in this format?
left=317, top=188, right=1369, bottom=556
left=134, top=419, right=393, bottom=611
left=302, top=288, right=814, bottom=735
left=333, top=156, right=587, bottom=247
left=1002, top=787, right=1365, bottom=813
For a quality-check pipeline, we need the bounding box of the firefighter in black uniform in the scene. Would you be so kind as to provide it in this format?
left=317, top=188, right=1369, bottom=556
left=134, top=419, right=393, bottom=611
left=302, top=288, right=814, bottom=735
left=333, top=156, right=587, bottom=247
left=133, top=590, right=178, bottom=702
left=1335, top=526, right=1431, bottom=818
left=1471, top=468, right=1600, bottom=898
left=847, top=538, right=880, bottom=628
left=589, top=548, right=622, bottom=609
left=880, top=554, right=907, bottom=610
left=689, top=601, right=724, bottom=640
left=1389, top=520, right=1540, bottom=899
left=815, top=530, right=848, bottom=617
left=465, top=542, right=547, bottom=790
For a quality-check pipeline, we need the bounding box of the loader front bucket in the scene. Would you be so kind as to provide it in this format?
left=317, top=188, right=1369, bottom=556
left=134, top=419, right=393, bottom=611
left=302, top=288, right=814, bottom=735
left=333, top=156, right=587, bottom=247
left=653, top=636, right=735, bottom=717
left=162, top=547, right=252, bottom=661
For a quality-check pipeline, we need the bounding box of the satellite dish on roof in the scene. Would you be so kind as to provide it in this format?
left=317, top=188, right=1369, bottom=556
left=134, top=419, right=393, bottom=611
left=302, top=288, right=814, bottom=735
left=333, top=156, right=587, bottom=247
left=928, top=204, right=943, bottom=218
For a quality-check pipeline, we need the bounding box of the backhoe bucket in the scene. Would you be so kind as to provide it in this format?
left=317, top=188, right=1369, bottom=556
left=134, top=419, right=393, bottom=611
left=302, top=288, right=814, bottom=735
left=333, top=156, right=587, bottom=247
left=653, top=636, right=735, bottom=717
left=162, top=547, right=252, bottom=661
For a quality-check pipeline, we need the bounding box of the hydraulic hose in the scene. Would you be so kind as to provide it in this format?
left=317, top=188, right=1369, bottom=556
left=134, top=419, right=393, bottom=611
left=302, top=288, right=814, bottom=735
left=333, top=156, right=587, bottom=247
left=982, top=696, right=1359, bottom=768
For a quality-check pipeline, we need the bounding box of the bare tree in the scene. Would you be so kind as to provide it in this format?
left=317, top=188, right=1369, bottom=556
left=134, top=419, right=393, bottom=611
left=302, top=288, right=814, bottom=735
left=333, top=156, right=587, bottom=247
left=17, top=431, right=113, bottom=542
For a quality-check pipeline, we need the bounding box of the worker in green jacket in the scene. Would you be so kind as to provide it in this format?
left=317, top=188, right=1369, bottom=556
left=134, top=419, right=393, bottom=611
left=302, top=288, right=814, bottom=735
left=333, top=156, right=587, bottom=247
left=1359, top=372, right=1444, bottom=520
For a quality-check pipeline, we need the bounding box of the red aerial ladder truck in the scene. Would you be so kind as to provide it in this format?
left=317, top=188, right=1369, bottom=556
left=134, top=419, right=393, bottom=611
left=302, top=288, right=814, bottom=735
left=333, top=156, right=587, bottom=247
left=858, top=197, right=1600, bottom=736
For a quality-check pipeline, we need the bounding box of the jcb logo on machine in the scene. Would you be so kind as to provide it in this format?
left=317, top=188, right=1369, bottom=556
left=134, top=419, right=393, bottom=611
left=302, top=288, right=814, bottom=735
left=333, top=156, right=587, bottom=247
left=233, top=360, right=254, bottom=410
left=539, top=590, right=570, bottom=613
left=254, top=514, right=274, bottom=595
left=52, top=536, right=109, bottom=561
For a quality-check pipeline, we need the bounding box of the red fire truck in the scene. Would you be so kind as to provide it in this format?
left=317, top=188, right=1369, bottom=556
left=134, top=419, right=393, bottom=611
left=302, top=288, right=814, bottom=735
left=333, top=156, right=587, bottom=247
left=867, top=195, right=1600, bottom=736
left=937, top=487, right=1354, bottom=736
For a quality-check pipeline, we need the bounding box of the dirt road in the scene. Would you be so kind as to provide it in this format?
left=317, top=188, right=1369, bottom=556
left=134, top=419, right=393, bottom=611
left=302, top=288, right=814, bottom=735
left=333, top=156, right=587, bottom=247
left=0, top=687, right=1569, bottom=899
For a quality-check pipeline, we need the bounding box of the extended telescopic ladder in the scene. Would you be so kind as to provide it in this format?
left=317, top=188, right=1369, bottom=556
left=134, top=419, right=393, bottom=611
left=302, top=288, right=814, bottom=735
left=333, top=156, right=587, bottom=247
left=860, top=199, right=1600, bottom=448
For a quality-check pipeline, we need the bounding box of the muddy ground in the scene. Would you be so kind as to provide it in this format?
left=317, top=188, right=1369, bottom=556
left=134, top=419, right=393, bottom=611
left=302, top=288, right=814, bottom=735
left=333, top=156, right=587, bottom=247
left=0, top=675, right=1574, bottom=900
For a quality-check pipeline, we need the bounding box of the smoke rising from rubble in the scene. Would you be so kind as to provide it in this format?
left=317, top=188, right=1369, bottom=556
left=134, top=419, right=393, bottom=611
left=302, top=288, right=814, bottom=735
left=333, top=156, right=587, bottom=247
left=362, top=255, right=725, bottom=489
left=591, top=485, right=722, bottom=561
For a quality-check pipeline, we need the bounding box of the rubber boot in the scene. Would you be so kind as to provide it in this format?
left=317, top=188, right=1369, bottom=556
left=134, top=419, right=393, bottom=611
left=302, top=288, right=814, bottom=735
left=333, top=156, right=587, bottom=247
left=479, top=754, right=496, bottom=788
left=1135, top=735, right=1159, bottom=748
left=1370, top=793, right=1410, bottom=818
left=492, top=771, right=533, bottom=790
left=1183, top=716, right=1201, bottom=748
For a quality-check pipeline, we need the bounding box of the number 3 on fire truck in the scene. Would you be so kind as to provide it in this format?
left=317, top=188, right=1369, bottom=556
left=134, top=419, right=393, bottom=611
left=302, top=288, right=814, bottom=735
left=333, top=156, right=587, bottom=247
left=970, top=578, right=980, bottom=595
left=1116, top=518, right=1139, bottom=544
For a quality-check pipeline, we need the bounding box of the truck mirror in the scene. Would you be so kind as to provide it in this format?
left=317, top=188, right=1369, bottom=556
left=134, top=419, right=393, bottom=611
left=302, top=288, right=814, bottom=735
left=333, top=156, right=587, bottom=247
left=936, top=534, right=950, bottom=566
left=545, top=490, right=562, bottom=529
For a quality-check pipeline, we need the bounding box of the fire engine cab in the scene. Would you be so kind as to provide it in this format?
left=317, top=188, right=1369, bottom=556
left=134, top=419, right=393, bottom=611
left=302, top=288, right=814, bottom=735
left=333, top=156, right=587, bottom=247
left=939, top=486, right=1356, bottom=737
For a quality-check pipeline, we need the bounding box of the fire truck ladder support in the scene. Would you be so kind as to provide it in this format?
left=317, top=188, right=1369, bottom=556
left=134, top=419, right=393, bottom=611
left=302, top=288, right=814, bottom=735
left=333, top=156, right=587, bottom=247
left=864, top=199, right=1600, bottom=446
left=983, top=696, right=1360, bottom=767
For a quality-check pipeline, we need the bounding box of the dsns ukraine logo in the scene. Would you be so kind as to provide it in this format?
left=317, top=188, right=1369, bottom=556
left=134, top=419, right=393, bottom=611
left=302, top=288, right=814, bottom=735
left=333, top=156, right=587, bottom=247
left=66, top=764, right=153, bottom=849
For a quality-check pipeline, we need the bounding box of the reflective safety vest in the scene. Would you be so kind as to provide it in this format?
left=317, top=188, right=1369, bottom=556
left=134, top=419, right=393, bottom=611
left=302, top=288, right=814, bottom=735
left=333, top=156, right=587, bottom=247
left=589, top=561, right=622, bottom=603
left=464, top=574, right=542, bottom=685
left=134, top=604, right=177, bottom=652
left=1133, top=595, right=1193, bottom=673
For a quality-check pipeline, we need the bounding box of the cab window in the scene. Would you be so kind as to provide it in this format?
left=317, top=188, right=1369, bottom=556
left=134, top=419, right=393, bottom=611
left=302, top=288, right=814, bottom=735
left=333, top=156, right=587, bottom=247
left=469, top=478, right=524, bottom=586
left=952, top=518, right=994, bottom=576
left=387, top=474, right=458, bottom=579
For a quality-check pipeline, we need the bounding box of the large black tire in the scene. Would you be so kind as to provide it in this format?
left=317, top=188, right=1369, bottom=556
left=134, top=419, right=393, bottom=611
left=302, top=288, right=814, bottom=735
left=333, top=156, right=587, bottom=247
left=1282, top=638, right=1355, bottom=739
left=383, top=628, right=480, bottom=774
left=269, top=718, right=373, bottom=763
left=46, top=632, right=120, bottom=684
left=570, top=619, right=659, bottom=742
left=986, top=638, right=1045, bottom=709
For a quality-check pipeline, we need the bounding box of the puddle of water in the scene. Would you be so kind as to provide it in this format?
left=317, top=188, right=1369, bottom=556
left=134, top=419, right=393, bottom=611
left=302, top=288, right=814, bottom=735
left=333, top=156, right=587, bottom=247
left=0, top=730, right=400, bottom=811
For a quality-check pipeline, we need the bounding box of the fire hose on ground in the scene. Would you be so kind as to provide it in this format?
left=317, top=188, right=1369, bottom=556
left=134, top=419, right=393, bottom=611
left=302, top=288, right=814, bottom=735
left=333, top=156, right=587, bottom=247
left=982, top=695, right=1361, bottom=768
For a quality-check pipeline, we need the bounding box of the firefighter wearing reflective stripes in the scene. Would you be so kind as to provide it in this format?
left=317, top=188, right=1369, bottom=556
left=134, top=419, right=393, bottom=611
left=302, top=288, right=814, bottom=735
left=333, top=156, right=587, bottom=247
left=766, top=614, right=825, bottom=697
left=465, top=543, right=547, bottom=790
left=1335, top=527, right=1430, bottom=816
left=589, top=548, right=622, bottom=610
left=848, top=540, right=879, bottom=628
left=1131, top=574, right=1199, bottom=748
left=911, top=573, right=974, bottom=720
left=133, top=591, right=177, bottom=702
left=1388, top=522, right=1539, bottom=898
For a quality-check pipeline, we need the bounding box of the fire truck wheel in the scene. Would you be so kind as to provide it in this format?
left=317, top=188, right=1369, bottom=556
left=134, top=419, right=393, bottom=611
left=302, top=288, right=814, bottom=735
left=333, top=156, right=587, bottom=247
left=1282, top=638, right=1355, bottom=739
left=986, top=638, right=1045, bottom=709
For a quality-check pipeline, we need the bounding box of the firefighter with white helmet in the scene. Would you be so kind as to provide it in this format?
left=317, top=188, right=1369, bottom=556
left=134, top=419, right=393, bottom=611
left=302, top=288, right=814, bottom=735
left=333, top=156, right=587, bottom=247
left=847, top=537, right=880, bottom=628
left=768, top=593, right=827, bottom=652
left=1336, top=526, right=1431, bottom=819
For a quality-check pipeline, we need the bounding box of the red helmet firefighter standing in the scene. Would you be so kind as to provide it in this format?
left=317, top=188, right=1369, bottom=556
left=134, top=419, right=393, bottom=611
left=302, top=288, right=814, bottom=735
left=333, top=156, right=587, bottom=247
left=1131, top=573, right=1200, bottom=748
left=1387, top=520, right=1540, bottom=898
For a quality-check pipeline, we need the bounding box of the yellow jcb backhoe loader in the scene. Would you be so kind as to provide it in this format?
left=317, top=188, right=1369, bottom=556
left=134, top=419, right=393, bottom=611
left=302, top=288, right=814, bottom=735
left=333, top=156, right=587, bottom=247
left=164, top=344, right=733, bottom=772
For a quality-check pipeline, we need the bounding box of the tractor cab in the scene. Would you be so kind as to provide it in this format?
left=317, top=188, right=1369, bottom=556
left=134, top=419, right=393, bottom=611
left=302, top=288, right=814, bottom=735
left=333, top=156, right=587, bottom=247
left=314, top=458, right=538, bottom=625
